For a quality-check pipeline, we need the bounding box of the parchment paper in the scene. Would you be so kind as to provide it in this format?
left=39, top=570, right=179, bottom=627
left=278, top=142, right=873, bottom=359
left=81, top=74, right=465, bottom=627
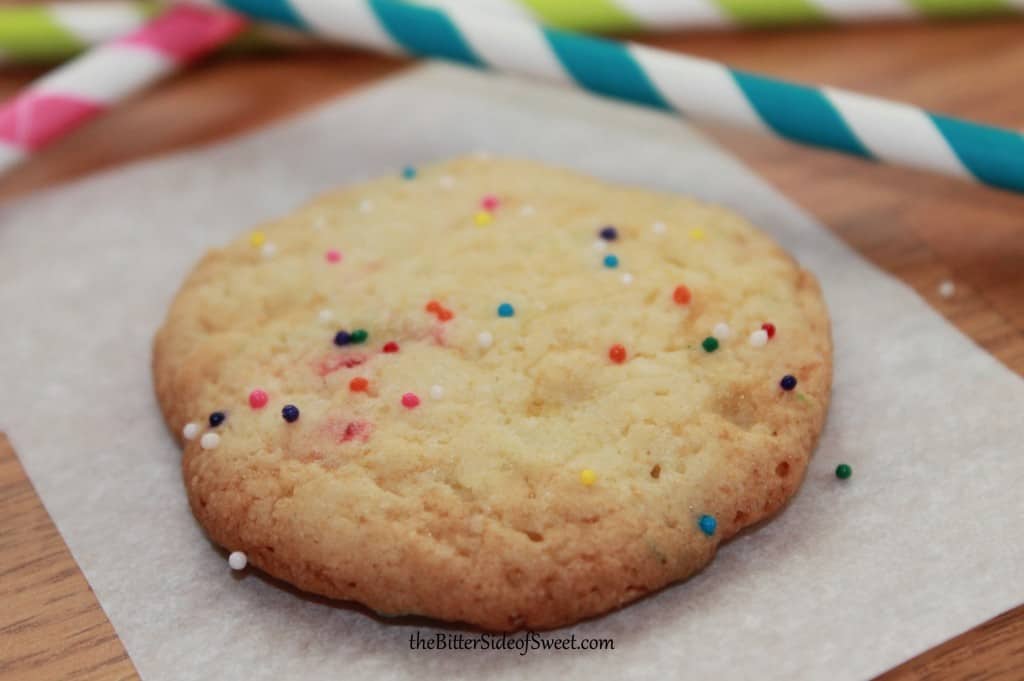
left=1, top=65, right=1021, bottom=681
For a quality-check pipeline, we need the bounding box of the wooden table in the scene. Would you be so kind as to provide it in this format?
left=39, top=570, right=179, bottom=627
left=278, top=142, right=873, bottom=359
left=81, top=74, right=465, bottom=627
left=1, top=16, right=1022, bottom=681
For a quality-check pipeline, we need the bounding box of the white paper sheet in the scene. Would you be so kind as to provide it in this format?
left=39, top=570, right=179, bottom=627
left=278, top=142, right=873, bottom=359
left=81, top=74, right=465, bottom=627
left=1, top=65, right=1021, bottom=681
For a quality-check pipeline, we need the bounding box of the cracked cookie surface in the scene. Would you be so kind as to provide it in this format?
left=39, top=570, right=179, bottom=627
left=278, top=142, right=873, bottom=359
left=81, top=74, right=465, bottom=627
left=153, top=157, right=832, bottom=631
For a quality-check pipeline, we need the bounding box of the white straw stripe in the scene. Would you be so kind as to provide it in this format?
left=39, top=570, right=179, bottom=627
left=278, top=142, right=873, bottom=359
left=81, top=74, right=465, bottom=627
left=809, top=0, right=918, bottom=20
left=421, top=0, right=533, bottom=21
left=613, top=0, right=733, bottom=28
left=445, top=7, right=573, bottom=84
left=49, top=1, right=149, bottom=44
left=825, top=88, right=970, bottom=178
left=31, top=44, right=173, bottom=103
left=631, top=45, right=769, bottom=133
left=290, top=0, right=405, bottom=55
left=0, top=143, right=26, bottom=174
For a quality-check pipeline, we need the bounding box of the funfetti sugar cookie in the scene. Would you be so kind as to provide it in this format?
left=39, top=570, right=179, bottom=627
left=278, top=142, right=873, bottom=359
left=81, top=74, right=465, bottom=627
left=153, top=157, right=832, bottom=631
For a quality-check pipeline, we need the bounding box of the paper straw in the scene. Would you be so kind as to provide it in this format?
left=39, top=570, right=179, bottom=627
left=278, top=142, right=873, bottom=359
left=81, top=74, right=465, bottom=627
left=491, top=0, right=1024, bottom=31
left=4, top=0, right=1021, bottom=65
left=200, top=0, right=1024, bottom=194
left=0, top=4, right=246, bottom=174
left=0, top=1, right=312, bottom=64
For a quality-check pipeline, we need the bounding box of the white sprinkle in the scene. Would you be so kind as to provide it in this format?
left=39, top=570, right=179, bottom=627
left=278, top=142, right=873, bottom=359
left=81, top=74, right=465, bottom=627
left=359, top=199, right=374, bottom=213
left=621, top=273, right=634, bottom=285
left=938, top=279, right=956, bottom=299
left=592, top=240, right=608, bottom=253
left=439, top=175, right=455, bottom=189
left=312, top=216, right=326, bottom=230
left=749, top=329, right=769, bottom=347
left=228, top=551, right=248, bottom=571
left=430, top=385, right=444, bottom=400
left=519, top=204, right=535, bottom=217
left=261, top=242, right=277, bottom=258
left=652, top=221, right=666, bottom=235
left=477, top=331, right=493, bottom=349
left=318, top=309, right=333, bottom=324
left=182, top=422, right=200, bottom=440
left=200, top=432, right=220, bottom=450
left=713, top=322, right=731, bottom=340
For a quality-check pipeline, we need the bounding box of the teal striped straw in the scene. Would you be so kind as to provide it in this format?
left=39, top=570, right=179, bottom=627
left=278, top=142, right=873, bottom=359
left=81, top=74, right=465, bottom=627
left=204, top=0, right=1024, bottom=193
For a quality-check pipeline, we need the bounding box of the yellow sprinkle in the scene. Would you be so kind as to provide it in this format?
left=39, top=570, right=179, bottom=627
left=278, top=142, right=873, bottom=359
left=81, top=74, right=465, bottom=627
left=249, top=231, right=266, bottom=247
left=688, top=228, right=706, bottom=241
left=580, top=469, right=597, bottom=486
left=474, top=211, right=493, bottom=227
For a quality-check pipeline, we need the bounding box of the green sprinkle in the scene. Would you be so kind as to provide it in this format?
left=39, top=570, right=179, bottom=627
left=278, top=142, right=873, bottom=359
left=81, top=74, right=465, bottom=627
left=835, top=464, right=852, bottom=480
left=701, top=337, right=719, bottom=353
left=350, top=329, right=368, bottom=344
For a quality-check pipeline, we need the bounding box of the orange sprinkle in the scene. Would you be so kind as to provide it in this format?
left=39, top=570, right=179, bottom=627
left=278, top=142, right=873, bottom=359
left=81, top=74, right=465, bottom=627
left=349, top=377, right=369, bottom=392
left=437, top=308, right=454, bottom=322
left=426, top=300, right=441, bottom=313
left=673, top=285, right=692, bottom=305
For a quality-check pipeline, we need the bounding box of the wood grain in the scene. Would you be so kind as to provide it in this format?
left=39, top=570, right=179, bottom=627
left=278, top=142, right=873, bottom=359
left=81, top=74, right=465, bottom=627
left=1, top=15, right=1022, bottom=681
left=0, top=435, right=139, bottom=681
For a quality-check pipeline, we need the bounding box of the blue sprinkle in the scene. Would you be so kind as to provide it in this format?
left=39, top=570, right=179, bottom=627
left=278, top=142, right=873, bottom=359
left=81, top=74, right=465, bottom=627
left=497, top=302, right=515, bottom=318
left=780, top=374, right=798, bottom=391
left=334, top=330, right=351, bottom=346
left=698, top=514, right=717, bottom=536
left=603, top=254, right=619, bottom=269
left=208, top=411, right=225, bottom=428
left=282, top=404, right=300, bottom=423
left=402, top=166, right=417, bottom=180
left=599, top=225, right=618, bottom=241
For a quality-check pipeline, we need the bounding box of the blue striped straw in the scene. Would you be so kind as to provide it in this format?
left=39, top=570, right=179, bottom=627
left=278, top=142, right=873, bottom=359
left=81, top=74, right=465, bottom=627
left=208, top=0, right=1024, bottom=194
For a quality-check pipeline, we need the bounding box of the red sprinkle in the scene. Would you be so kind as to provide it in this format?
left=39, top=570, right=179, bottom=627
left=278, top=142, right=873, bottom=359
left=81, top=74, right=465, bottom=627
left=325, top=249, right=342, bottom=263
left=382, top=341, right=400, bottom=353
left=401, top=392, right=420, bottom=409
left=437, top=308, right=454, bottom=322
left=248, top=389, right=268, bottom=409
left=609, top=344, right=627, bottom=364
left=317, top=353, right=367, bottom=376
left=340, top=420, right=373, bottom=443
left=425, top=300, right=441, bottom=313
left=762, top=322, right=776, bottom=339
left=349, top=377, right=369, bottom=392
left=673, top=285, right=692, bottom=305
left=480, top=194, right=500, bottom=211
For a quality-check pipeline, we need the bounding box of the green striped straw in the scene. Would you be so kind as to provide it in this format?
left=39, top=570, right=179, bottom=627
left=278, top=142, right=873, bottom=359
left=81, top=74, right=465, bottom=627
left=509, top=0, right=1024, bottom=31
left=0, top=1, right=311, bottom=63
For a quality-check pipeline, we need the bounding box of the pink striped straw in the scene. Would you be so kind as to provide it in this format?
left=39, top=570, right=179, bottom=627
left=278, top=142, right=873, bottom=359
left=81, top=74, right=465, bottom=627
left=0, top=4, right=246, bottom=175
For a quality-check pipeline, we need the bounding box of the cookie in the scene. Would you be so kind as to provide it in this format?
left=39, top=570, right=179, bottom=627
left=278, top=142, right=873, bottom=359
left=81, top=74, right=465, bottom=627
left=153, top=157, right=832, bottom=631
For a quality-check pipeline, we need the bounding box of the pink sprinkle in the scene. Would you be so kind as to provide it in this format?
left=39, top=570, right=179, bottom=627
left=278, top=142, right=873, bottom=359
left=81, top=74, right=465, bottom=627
left=248, top=389, right=268, bottom=409
left=325, top=249, right=342, bottom=263
left=480, top=195, right=500, bottom=211
left=401, top=393, right=420, bottom=409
